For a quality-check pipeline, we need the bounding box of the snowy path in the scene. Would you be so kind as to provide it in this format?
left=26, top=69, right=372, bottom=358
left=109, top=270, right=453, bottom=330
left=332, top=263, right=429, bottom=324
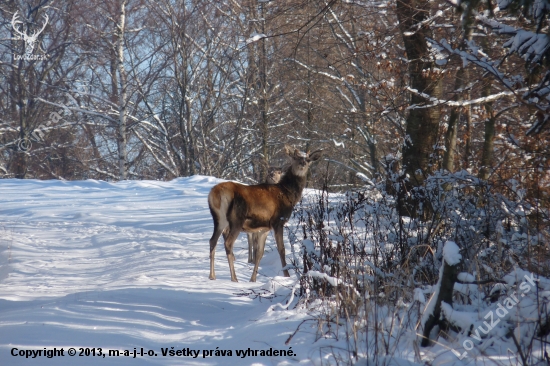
left=0, top=177, right=319, bottom=365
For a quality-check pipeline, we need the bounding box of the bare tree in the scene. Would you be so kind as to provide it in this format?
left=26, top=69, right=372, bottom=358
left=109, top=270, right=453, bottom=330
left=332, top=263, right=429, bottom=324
left=395, top=0, right=443, bottom=188
left=0, top=1, right=83, bottom=178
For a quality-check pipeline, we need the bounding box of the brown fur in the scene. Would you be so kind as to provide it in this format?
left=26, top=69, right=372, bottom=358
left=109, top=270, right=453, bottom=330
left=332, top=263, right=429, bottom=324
left=247, top=167, right=283, bottom=264
left=208, top=146, right=322, bottom=282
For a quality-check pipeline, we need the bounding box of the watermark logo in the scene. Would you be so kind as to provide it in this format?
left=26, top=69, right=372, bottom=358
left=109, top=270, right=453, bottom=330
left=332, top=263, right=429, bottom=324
left=451, top=272, right=537, bottom=359
left=11, top=11, right=49, bottom=61
left=32, top=92, right=80, bottom=141
left=14, top=91, right=80, bottom=152
left=16, top=137, right=33, bottom=152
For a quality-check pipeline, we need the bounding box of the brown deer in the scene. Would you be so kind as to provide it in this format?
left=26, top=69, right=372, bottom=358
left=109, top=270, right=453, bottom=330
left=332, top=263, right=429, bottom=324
left=208, top=145, right=323, bottom=282
left=221, top=166, right=283, bottom=266
left=247, top=167, right=282, bottom=265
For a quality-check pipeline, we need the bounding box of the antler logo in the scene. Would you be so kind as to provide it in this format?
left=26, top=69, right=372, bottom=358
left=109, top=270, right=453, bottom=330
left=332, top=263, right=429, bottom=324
left=11, top=11, right=49, bottom=60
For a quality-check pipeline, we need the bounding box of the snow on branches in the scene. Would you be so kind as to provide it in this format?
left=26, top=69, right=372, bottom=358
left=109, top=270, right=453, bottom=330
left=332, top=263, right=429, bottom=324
left=478, top=15, right=550, bottom=64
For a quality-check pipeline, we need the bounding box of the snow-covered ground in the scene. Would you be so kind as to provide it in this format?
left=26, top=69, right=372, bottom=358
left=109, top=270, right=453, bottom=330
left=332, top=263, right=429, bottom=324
left=0, top=176, right=336, bottom=365
left=5, top=176, right=543, bottom=366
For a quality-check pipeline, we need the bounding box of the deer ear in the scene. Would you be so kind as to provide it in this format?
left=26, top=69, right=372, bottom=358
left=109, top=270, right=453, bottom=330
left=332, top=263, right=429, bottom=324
left=285, top=145, right=298, bottom=158
left=308, top=149, right=323, bottom=162
left=284, top=145, right=294, bottom=157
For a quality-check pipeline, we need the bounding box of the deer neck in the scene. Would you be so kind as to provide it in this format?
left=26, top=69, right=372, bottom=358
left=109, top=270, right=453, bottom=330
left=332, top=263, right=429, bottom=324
left=278, top=171, right=307, bottom=205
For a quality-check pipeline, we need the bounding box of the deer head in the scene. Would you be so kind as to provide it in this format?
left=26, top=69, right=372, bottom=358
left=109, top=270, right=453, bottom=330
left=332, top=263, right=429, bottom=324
left=266, top=166, right=283, bottom=184
left=284, top=145, right=323, bottom=177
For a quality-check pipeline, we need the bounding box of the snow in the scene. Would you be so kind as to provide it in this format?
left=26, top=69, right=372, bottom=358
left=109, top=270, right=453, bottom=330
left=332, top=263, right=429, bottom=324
left=245, top=33, right=267, bottom=45
left=440, top=302, right=478, bottom=331
left=1, top=177, right=546, bottom=365
left=503, top=30, right=550, bottom=64
left=0, top=176, right=328, bottom=365
left=442, top=241, right=461, bottom=265
left=478, top=15, right=550, bottom=64
left=413, top=288, right=426, bottom=304
left=306, top=271, right=341, bottom=287
left=420, top=260, right=444, bottom=330
left=457, top=272, right=475, bottom=283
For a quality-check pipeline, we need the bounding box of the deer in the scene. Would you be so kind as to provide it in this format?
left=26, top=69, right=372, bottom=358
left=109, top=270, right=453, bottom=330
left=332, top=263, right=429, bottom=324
left=220, top=166, right=283, bottom=265
left=246, top=167, right=283, bottom=265
left=208, top=145, right=323, bottom=282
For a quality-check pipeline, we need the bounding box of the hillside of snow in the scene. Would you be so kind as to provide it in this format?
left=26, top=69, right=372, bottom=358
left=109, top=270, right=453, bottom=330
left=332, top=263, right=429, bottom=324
left=0, top=176, right=345, bottom=365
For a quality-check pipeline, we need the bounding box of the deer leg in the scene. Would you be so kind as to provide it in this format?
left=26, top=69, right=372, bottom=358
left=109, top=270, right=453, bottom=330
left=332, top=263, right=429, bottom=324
left=274, top=226, right=290, bottom=277
left=250, top=231, right=268, bottom=282
left=224, top=227, right=241, bottom=282
left=209, top=225, right=226, bottom=280
left=222, top=226, right=229, bottom=241
left=247, top=233, right=255, bottom=263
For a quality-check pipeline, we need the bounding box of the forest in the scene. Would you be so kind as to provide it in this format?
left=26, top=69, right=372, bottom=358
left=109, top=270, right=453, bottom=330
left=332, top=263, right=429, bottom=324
left=0, top=0, right=546, bottom=188
left=1, top=0, right=549, bottom=364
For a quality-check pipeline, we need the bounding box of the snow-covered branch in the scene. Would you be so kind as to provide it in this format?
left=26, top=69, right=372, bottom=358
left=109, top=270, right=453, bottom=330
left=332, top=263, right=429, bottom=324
left=406, top=86, right=527, bottom=108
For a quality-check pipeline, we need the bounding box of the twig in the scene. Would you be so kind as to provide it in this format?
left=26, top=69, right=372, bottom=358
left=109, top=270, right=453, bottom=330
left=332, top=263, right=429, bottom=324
left=285, top=319, right=315, bottom=345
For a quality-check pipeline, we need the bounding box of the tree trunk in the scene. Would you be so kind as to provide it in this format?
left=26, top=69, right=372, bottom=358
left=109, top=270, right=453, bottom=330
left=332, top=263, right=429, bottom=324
left=478, top=120, right=495, bottom=180
left=359, top=88, right=378, bottom=176
left=443, top=66, right=470, bottom=172
left=421, top=243, right=461, bottom=346
left=258, top=2, right=269, bottom=182
left=478, top=36, right=495, bottom=181
left=15, top=102, right=28, bottom=179
left=396, top=0, right=442, bottom=216
left=443, top=6, right=475, bottom=172
left=478, top=82, right=495, bottom=180
left=116, top=0, right=128, bottom=180
left=396, top=0, right=442, bottom=186
left=185, top=98, right=196, bottom=176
